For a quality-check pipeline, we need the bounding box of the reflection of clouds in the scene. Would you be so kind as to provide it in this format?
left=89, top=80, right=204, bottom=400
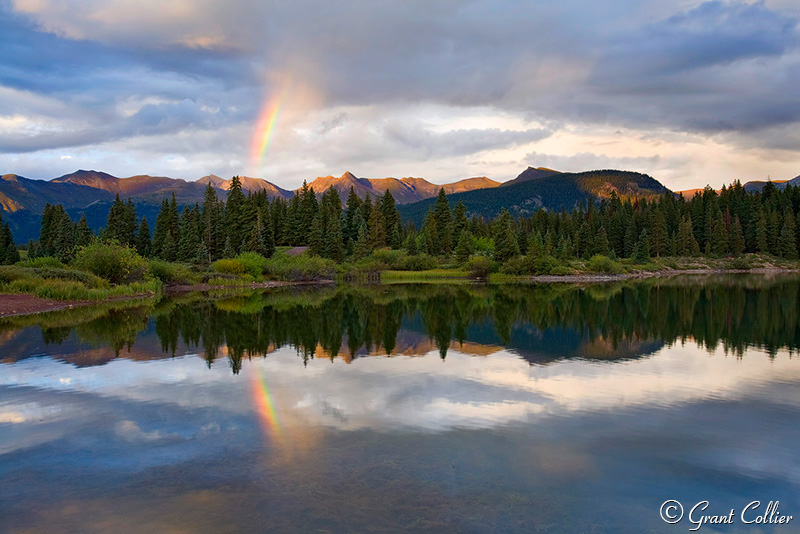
left=2, top=343, right=799, bottom=436
left=0, top=401, right=63, bottom=424
left=115, top=420, right=182, bottom=443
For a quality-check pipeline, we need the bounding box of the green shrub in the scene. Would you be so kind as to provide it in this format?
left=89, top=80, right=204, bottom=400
left=532, top=255, right=570, bottom=275
left=401, top=254, right=438, bottom=271
left=726, top=256, right=753, bottom=270
left=23, top=256, right=65, bottom=269
left=212, top=258, right=246, bottom=275
left=9, top=275, right=45, bottom=294
left=356, top=259, right=390, bottom=272
left=0, top=266, right=29, bottom=284
left=32, top=267, right=107, bottom=288
left=587, top=254, right=624, bottom=274
left=148, top=260, right=198, bottom=284
left=72, top=242, right=148, bottom=284
left=500, top=256, right=532, bottom=275
left=368, top=249, right=408, bottom=268
left=466, top=256, right=496, bottom=278
left=237, top=252, right=269, bottom=278
left=262, top=254, right=338, bottom=281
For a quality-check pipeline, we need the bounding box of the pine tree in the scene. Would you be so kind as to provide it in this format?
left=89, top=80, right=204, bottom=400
left=2, top=224, right=19, bottom=264
left=38, top=203, right=55, bottom=257
left=262, top=210, right=276, bottom=258
left=451, top=201, right=468, bottom=247
left=222, top=236, right=234, bottom=259
left=368, top=206, right=386, bottom=250
left=493, top=209, right=519, bottom=262
left=633, top=229, right=650, bottom=263
left=756, top=210, right=769, bottom=254
left=528, top=231, right=545, bottom=258
left=711, top=211, right=728, bottom=256
left=594, top=227, right=610, bottom=256
left=403, top=230, right=418, bottom=255
left=225, top=176, right=246, bottom=253
left=379, top=191, right=401, bottom=248
left=649, top=208, right=668, bottom=257
left=454, top=230, right=474, bottom=263
left=354, top=223, right=371, bottom=259
left=135, top=218, right=151, bottom=257
left=343, top=187, right=362, bottom=243
left=151, top=198, right=170, bottom=258
left=556, top=235, right=574, bottom=260
left=309, top=214, right=324, bottom=256
left=623, top=219, right=638, bottom=258
left=778, top=210, right=798, bottom=259
left=162, top=230, right=177, bottom=261
left=432, top=188, right=452, bottom=253
left=324, top=214, right=344, bottom=262
left=676, top=216, right=700, bottom=256
left=72, top=213, right=90, bottom=245
left=202, top=183, right=223, bottom=261
left=729, top=216, right=745, bottom=257
left=52, top=207, right=75, bottom=263
left=178, top=206, right=199, bottom=262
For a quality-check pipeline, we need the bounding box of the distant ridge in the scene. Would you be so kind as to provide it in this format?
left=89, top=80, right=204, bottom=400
left=398, top=168, right=671, bottom=225
left=304, top=171, right=501, bottom=204
left=197, top=174, right=293, bottom=199
left=501, top=166, right=561, bottom=186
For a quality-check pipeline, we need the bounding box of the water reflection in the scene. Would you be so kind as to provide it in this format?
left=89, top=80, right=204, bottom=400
left=2, top=276, right=800, bottom=533
left=2, top=274, right=800, bottom=371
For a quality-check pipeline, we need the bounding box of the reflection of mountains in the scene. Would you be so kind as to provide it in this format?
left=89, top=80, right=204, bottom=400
left=0, top=314, right=662, bottom=368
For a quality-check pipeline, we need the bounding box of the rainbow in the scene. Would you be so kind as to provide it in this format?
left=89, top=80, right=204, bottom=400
left=250, top=83, right=289, bottom=172
left=251, top=365, right=282, bottom=440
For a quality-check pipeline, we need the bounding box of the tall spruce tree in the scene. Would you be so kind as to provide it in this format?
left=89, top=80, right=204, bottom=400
left=225, top=176, right=246, bottom=253
left=779, top=209, right=798, bottom=259
left=729, top=216, right=745, bottom=257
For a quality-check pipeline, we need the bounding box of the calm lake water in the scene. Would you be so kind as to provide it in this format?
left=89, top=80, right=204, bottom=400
left=2, top=276, right=800, bottom=533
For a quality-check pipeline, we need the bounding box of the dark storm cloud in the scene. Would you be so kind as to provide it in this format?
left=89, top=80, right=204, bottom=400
left=586, top=1, right=800, bottom=133
left=2, top=0, right=800, bottom=181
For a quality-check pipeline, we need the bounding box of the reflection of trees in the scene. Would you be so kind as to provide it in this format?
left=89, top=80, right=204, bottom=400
left=7, top=275, right=800, bottom=370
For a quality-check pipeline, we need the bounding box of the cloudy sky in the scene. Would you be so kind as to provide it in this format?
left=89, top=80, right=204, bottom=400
left=1, top=0, right=799, bottom=190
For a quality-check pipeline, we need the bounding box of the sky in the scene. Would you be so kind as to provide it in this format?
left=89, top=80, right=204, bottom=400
left=1, top=0, right=799, bottom=191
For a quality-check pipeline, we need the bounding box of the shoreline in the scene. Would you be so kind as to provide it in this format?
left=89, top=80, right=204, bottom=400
left=1, top=268, right=797, bottom=319
left=519, top=267, right=800, bottom=284
left=0, top=279, right=334, bottom=319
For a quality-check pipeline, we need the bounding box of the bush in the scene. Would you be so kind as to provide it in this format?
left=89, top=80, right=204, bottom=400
left=500, top=256, right=532, bottom=275
left=32, top=267, right=107, bottom=288
left=532, top=255, right=570, bottom=275
left=368, top=249, right=408, bottom=268
left=237, top=252, right=269, bottom=278
left=587, top=254, right=624, bottom=274
left=212, top=258, right=246, bottom=275
left=466, top=256, right=495, bottom=278
left=262, top=254, right=338, bottom=281
left=401, top=254, right=438, bottom=271
left=726, top=256, right=753, bottom=270
left=0, top=265, right=29, bottom=284
left=148, top=260, right=197, bottom=284
left=23, top=256, right=65, bottom=269
left=72, top=242, right=148, bottom=284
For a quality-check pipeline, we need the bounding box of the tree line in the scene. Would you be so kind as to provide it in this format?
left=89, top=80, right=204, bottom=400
left=23, top=176, right=800, bottom=266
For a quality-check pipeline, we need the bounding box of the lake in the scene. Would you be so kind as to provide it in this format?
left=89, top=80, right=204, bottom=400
left=2, top=275, right=800, bottom=533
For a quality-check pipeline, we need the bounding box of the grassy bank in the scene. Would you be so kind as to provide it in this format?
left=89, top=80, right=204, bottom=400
left=3, top=240, right=798, bottom=307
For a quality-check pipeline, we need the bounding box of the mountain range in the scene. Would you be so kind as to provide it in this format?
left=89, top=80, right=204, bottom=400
left=0, top=169, right=501, bottom=241
left=0, top=166, right=797, bottom=242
